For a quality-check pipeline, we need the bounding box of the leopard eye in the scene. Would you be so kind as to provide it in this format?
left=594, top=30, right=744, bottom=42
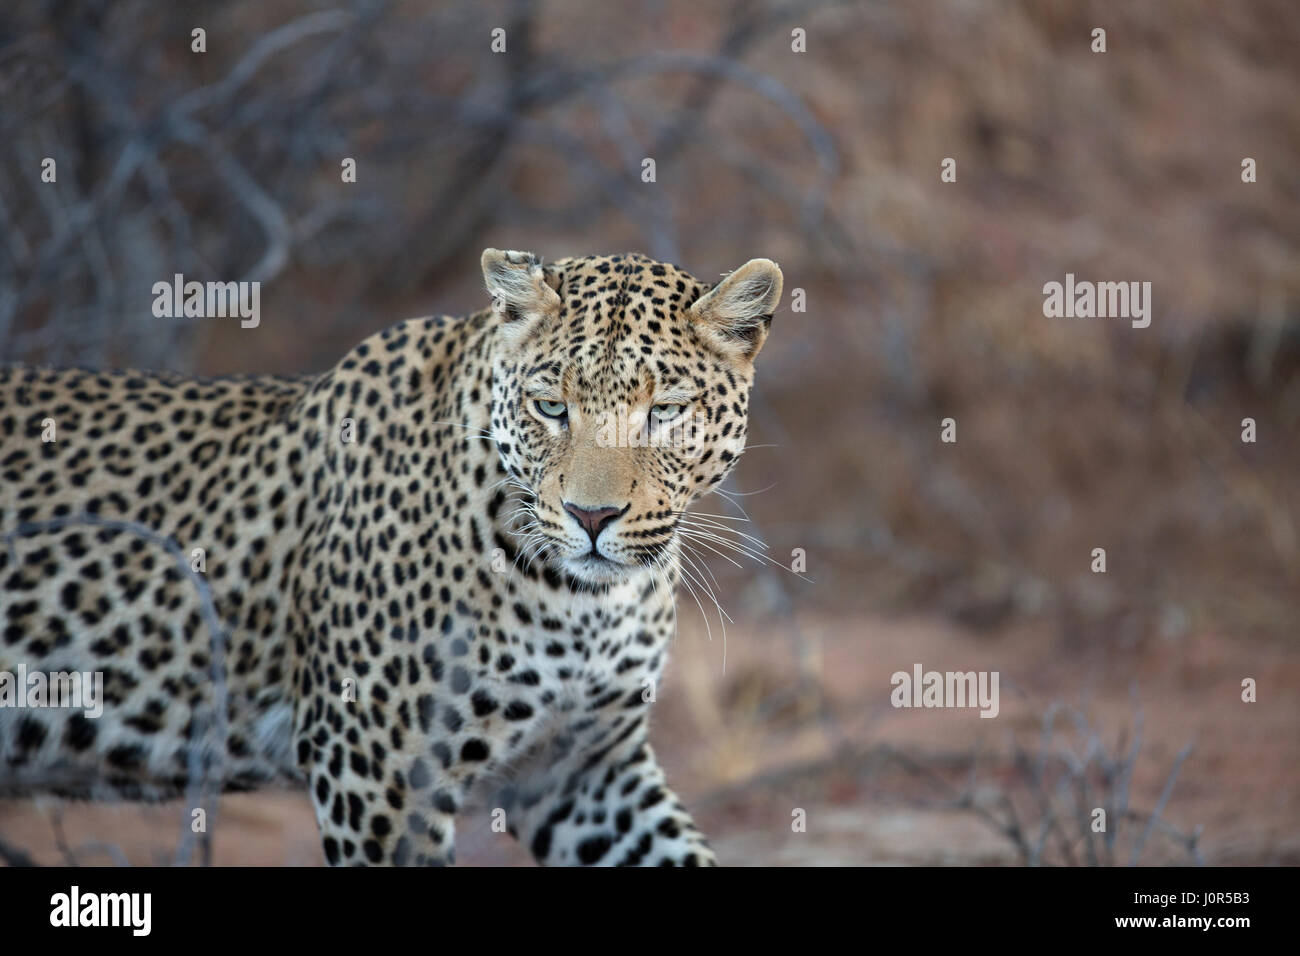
left=535, top=399, right=568, bottom=419
left=650, top=403, right=686, bottom=422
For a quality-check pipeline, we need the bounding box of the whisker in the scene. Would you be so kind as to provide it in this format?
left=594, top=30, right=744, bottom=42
left=675, top=530, right=745, bottom=569
left=676, top=527, right=812, bottom=582
left=673, top=510, right=752, bottom=524
left=678, top=547, right=732, bottom=626
left=714, top=482, right=778, bottom=499
left=677, top=529, right=768, bottom=568
left=677, top=545, right=731, bottom=671
left=677, top=515, right=769, bottom=549
left=675, top=563, right=714, bottom=649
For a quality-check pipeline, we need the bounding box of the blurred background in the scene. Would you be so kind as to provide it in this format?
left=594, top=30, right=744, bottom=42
left=1, top=0, right=1297, bottom=865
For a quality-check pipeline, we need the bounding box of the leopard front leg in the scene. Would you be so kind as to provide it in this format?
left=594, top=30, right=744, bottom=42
left=509, top=734, right=716, bottom=867
left=298, top=700, right=462, bottom=866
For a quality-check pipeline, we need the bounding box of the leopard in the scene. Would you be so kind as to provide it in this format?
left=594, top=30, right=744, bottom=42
left=0, top=249, right=784, bottom=866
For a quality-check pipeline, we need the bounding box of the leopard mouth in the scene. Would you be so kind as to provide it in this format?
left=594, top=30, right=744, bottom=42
left=562, top=550, right=638, bottom=584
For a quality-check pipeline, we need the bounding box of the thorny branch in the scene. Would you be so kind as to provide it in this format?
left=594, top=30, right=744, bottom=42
left=0, top=0, right=841, bottom=366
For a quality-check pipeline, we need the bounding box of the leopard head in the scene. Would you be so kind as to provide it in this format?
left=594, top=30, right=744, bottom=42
left=484, top=249, right=782, bottom=585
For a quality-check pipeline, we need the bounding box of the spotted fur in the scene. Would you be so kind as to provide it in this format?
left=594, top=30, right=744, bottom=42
left=0, top=250, right=783, bottom=866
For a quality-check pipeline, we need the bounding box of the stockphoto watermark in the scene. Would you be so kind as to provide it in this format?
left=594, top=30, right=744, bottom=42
left=152, top=273, right=260, bottom=328
left=0, top=664, right=104, bottom=718
left=890, top=663, right=1000, bottom=718
left=1042, top=273, right=1151, bottom=328
left=594, top=403, right=707, bottom=457
left=50, top=886, right=151, bottom=936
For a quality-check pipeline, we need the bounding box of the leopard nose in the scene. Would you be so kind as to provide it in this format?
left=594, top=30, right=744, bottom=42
left=562, top=501, right=629, bottom=546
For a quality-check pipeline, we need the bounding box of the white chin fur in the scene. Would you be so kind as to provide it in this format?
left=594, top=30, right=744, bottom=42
left=563, top=554, right=635, bottom=584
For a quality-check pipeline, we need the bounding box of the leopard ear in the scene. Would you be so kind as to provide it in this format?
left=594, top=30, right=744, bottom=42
left=688, top=258, right=783, bottom=361
left=481, top=249, right=561, bottom=337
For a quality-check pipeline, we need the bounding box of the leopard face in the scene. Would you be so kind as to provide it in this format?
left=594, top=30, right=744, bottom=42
left=483, top=250, right=783, bottom=586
